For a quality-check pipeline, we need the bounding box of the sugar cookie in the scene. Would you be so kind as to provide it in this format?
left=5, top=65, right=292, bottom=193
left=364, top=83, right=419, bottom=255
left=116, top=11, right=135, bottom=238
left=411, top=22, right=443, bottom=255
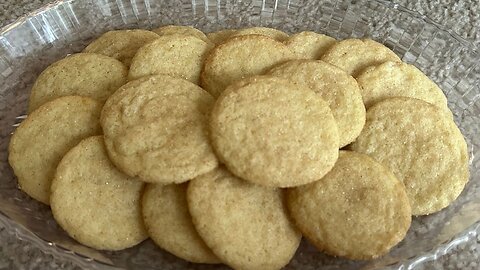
left=231, top=27, right=289, bottom=41
left=28, top=53, right=127, bottom=112
left=350, top=97, right=469, bottom=215
left=187, top=167, right=301, bottom=270
left=356, top=61, right=450, bottom=113
left=152, top=25, right=209, bottom=43
left=142, top=183, right=220, bottom=264
left=129, top=34, right=212, bottom=84
left=268, top=60, right=365, bottom=147
left=284, top=31, right=336, bottom=59
left=321, top=38, right=400, bottom=76
left=210, top=75, right=339, bottom=187
left=51, top=136, right=147, bottom=250
left=206, top=29, right=237, bottom=45
left=101, top=75, right=218, bottom=184
left=9, top=96, right=102, bottom=204
left=83, top=29, right=159, bottom=66
left=287, top=151, right=411, bottom=260
left=201, top=35, right=294, bottom=97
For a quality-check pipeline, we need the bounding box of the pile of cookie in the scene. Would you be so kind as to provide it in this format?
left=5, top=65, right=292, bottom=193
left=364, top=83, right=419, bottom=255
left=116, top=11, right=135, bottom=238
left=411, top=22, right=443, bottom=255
left=8, top=25, right=469, bottom=269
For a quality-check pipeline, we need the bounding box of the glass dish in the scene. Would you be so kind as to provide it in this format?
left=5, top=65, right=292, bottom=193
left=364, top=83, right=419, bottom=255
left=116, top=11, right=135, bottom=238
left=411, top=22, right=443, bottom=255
left=0, top=0, right=479, bottom=269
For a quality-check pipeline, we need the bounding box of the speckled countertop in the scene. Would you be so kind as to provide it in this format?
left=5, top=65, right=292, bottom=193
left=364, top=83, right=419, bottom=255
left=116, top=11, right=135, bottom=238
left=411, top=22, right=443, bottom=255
left=0, top=0, right=479, bottom=269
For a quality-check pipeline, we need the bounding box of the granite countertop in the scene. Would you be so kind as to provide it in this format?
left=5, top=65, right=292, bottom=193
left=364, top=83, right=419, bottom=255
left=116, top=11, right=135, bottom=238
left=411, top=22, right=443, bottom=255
left=0, top=0, right=479, bottom=269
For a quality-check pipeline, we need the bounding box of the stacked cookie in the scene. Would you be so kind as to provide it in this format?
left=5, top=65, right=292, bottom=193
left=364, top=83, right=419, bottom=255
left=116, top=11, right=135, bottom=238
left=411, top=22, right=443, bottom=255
left=8, top=25, right=469, bottom=268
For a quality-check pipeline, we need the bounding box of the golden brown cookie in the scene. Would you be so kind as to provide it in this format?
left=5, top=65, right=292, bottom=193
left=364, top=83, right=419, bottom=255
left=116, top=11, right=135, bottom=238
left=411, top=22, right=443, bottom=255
left=321, top=38, right=401, bottom=76
left=128, top=34, right=212, bottom=84
left=142, top=183, right=220, bottom=264
left=287, top=151, right=411, bottom=260
left=356, top=61, right=450, bottom=113
left=187, top=167, right=301, bottom=270
left=8, top=96, right=102, bottom=204
left=51, top=136, right=147, bottom=250
left=28, top=53, right=127, bottom=112
left=231, top=27, right=289, bottom=41
left=268, top=60, right=365, bottom=147
left=201, top=35, right=295, bottom=97
left=350, top=97, right=469, bottom=215
left=210, top=75, right=339, bottom=187
left=206, top=29, right=237, bottom=45
left=152, top=25, right=209, bottom=42
left=283, top=31, right=336, bottom=59
left=83, top=29, right=159, bottom=66
left=101, top=75, right=218, bottom=184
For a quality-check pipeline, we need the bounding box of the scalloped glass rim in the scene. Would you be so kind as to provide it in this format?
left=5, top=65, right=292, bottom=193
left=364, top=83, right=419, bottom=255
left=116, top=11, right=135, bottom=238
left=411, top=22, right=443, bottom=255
left=0, top=0, right=478, bottom=269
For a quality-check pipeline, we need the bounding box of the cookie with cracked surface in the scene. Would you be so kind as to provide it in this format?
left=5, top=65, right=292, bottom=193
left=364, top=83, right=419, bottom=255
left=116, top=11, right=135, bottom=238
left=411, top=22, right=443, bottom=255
left=287, top=151, right=411, bottom=260
left=283, top=31, right=336, bottom=59
left=101, top=75, right=218, bottom=184
left=201, top=35, right=295, bottom=97
left=28, top=53, right=127, bottom=112
left=321, top=38, right=400, bottom=76
left=356, top=61, right=451, bottom=114
left=210, top=75, right=339, bottom=187
left=187, top=167, right=301, bottom=270
left=350, top=97, right=469, bottom=215
left=128, top=34, right=213, bottom=84
left=268, top=59, right=365, bottom=147
left=51, top=136, right=147, bottom=250
left=142, top=183, right=220, bottom=264
left=83, top=29, right=160, bottom=66
left=8, top=96, right=102, bottom=204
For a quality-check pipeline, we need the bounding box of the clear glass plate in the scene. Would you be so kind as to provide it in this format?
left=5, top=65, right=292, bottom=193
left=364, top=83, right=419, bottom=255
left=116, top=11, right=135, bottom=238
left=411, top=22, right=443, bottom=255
left=0, top=0, right=479, bottom=269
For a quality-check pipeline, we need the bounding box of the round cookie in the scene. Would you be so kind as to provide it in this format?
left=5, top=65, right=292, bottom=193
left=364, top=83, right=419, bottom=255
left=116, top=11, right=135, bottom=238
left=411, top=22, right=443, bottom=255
left=283, top=31, right=336, bottom=59
left=201, top=35, right=295, bottom=97
left=350, top=97, right=469, bottom=215
left=356, top=61, right=450, bottom=112
left=142, top=183, right=220, bottom=264
left=231, top=27, right=289, bottom=41
left=51, top=136, right=147, bottom=250
left=321, top=38, right=401, bottom=77
left=83, top=29, right=160, bottom=66
left=206, top=29, right=237, bottom=45
left=28, top=53, right=128, bottom=112
left=8, top=96, right=102, bottom=204
left=152, top=25, right=209, bottom=43
left=210, top=75, right=339, bottom=187
left=187, top=167, right=301, bottom=270
left=287, top=151, right=411, bottom=260
left=128, top=34, right=213, bottom=84
left=268, top=60, right=365, bottom=147
left=101, top=75, right=218, bottom=184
